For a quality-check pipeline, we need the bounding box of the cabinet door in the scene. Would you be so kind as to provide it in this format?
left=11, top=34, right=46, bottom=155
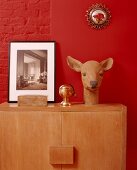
left=0, top=111, right=62, bottom=170
left=61, top=111, right=126, bottom=170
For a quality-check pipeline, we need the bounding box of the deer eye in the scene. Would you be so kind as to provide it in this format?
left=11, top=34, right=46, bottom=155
left=82, top=73, right=86, bottom=76
left=99, top=71, right=104, bottom=76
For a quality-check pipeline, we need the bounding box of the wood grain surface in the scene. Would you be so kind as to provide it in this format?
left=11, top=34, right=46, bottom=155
left=49, top=146, right=74, bottom=164
left=0, top=103, right=126, bottom=170
left=0, top=111, right=62, bottom=170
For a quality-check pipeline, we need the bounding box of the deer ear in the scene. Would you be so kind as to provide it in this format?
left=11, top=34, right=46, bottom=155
left=100, top=58, right=113, bottom=71
left=67, top=56, right=82, bottom=72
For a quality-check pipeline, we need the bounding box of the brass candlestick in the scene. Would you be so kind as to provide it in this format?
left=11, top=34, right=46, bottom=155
left=59, top=84, right=75, bottom=106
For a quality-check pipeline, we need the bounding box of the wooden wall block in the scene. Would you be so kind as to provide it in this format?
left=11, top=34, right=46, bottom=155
left=49, top=146, right=74, bottom=165
left=18, top=95, right=47, bottom=106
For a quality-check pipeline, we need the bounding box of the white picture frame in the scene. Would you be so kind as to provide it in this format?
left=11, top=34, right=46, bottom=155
left=8, top=41, right=55, bottom=102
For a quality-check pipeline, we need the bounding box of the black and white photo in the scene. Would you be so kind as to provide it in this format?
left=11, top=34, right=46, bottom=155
left=8, top=41, right=55, bottom=102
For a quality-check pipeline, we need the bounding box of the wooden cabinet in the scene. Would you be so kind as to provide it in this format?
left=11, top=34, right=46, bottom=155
left=0, top=103, right=126, bottom=170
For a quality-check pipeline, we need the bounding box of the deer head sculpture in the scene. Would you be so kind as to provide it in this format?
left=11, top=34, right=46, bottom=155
left=67, top=56, right=113, bottom=105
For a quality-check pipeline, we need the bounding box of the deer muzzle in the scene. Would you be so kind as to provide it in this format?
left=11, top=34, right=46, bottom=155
left=90, top=81, right=98, bottom=89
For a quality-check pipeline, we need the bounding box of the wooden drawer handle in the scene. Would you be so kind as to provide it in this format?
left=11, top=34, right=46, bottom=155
left=49, top=146, right=74, bottom=165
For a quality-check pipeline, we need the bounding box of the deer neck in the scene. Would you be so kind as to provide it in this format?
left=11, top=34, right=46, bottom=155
left=83, top=88, right=99, bottom=105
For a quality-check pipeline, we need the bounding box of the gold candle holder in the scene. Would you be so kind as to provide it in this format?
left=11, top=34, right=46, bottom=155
left=59, top=84, right=75, bottom=106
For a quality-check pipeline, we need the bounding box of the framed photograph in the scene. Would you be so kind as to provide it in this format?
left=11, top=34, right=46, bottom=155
left=8, top=41, right=55, bottom=102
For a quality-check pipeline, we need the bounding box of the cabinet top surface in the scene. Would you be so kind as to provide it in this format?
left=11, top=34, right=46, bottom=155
left=0, top=103, right=126, bottom=112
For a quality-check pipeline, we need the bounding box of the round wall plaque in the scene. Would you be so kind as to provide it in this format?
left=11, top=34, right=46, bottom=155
left=86, top=3, right=111, bottom=29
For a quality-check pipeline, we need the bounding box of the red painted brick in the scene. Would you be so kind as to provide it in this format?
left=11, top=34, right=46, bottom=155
left=0, top=43, right=8, bottom=51
left=0, top=60, right=8, bottom=67
left=0, top=75, right=8, bottom=84
left=0, top=68, right=2, bottom=74
left=0, top=52, right=8, bottom=59
left=9, top=17, right=27, bottom=26
left=28, top=1, right=50, bottom=11
left=0, top=83, right=7, bottom=90
left=8, top=32, right=27, bottom=43
left=2, top=91, right=8, bottom=97
left=0, top=26, right=13, bottom=34
left=0, top=10, right=13, bottom=17
left=39, top=26, right=50, bottom=34
left=12, top=9, right=39, bottom=17
left=13, top=26, right=38, bottom=34
left=28, top=0, right=50, bottom=4
left=0, top=68, right=8, bottom=74
left=0, top=0, right=51, bottom=101
left=0, top=2, right=26, bottom=10
left=27, top=16, right=50, bottom=26
left=40, top=8, right=50, bottom=16
left=26, top=34, right=50, bottom=40
left=7, top=34, right=28, bottom=41
left=0, top=18, right=9, bottom=26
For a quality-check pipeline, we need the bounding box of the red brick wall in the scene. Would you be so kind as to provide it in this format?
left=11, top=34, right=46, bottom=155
left=0, top=0, right=51, bottom=103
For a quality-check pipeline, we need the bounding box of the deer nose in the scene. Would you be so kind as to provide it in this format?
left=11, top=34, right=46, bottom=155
left=90, top=81, right=98, bottom=88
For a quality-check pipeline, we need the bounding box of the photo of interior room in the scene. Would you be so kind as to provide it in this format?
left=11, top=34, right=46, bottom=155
left=16, top=50, right=47, bottom=90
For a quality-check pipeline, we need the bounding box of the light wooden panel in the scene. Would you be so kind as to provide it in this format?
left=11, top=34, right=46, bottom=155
left=49, top=146, right=74, bottom=164
left=0, top=104, right=126, bottom=170
left=0, top=102, right=126, bottom=112
left=0, top=111, right=62, bottom=170
left=18, top=95, right=47, bottom=106
left=61, top=109, right=126, bottom=170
